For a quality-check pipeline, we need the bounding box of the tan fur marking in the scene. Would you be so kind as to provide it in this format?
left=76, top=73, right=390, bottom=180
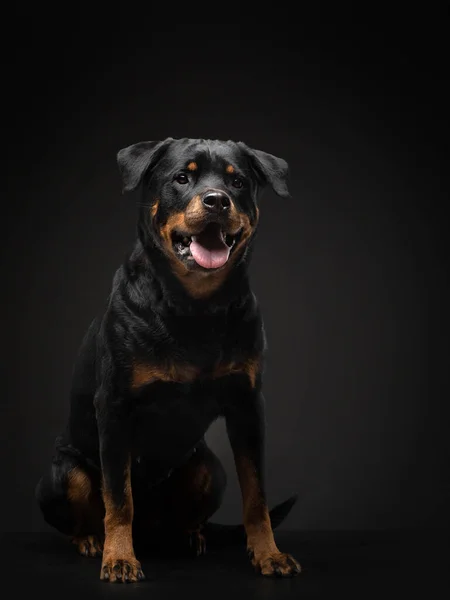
left=66, top=467, right=104, bottom=539
left=67, top=467, right=92, bottom=505
left=187, top=161, right=198, bottom=171
left=184, top=194, right=206, bottom=226
left=172, top=267, right=230, bottom=299
left=101, top=459, right=143, bottom=581
left=158, top=197, right=258, bottom=300
left=102, top=461, right=133, bottom=547
left=229, top=212, right=257, bottom=260
left=213, top=358, right=260, bottom=388
left=151, top=200, right=159, bottom=218
left=176, top=199, right=255, bottom=299
left=226, top=165, right=235, bottom=174
left=234, top=442, right=301, bottom=575
left=159, top=212, right=187, bottom=249
left=235, top=456, right=277, bottom=557
left=131, top=361, right=199, bottom=389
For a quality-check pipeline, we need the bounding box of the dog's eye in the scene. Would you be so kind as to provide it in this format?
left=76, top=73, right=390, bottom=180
left=232, top=177, right=243, bottom=189
left=175, top=173, right=189, bottom=184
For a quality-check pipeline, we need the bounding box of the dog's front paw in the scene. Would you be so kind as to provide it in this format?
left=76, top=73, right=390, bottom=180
left=100, top=556, right=145, bottom=583
left=248, top=548, right=301, bottom=577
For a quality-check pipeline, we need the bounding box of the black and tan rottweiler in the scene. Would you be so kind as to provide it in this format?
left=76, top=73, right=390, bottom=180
left=35, top=137, right=301, bottom=582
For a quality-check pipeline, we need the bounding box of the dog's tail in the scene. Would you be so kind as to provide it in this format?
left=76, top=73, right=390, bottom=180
left=203, top=494, right=298, bottom=546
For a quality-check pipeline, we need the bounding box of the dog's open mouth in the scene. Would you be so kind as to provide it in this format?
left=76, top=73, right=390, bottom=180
left=172, top=223, right=239, bottom=269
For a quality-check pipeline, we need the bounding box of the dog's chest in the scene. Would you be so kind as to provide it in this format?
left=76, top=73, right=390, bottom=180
left=127, top=311, right=261, bottom=466
left=130, top=377, right=222, bottom=476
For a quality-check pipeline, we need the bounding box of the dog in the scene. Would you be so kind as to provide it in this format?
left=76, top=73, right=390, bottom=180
left=35, top=137, right=301, bottom=582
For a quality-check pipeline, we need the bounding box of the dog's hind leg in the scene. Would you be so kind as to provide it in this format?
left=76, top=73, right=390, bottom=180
left=35, top=451, right=105, bottom=557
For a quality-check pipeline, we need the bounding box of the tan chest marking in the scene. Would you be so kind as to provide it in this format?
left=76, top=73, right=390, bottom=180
left=212, top=358, right=260, bottom=389
left=132, top=357, right=260, bottom=390
left=131, top=362, right=199, bottom=389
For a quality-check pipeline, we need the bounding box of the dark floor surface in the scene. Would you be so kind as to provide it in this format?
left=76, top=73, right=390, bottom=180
left=2, top=530, right=449, bottom=598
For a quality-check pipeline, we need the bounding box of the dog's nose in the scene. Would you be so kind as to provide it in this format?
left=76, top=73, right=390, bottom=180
left=202, top=191, right=231, bottom=211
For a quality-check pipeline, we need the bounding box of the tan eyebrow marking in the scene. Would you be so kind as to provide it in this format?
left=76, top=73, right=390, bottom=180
left=226, top=165, right=235, bottom=174
left=187, top=162, right=198, bottom=171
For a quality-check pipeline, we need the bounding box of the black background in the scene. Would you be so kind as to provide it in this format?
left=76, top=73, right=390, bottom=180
left=1, top=13, right=449, bottom=535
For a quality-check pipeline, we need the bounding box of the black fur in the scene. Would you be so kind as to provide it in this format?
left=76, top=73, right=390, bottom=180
left=36, top=137, right=300, bottom=580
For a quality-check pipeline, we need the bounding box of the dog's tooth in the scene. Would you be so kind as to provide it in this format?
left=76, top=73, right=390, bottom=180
left=227, top=236, right=236, bottom=248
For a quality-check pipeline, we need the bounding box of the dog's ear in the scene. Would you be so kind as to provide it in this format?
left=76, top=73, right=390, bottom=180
left=238, top=142, right=290, bottom=198
left=117, top=138, right=174, bottom=193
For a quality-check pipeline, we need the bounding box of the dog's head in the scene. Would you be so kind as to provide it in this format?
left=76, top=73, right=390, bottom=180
left=117, top=138, right=290, bottom=296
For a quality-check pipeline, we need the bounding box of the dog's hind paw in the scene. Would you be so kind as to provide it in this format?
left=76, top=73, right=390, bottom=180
left=72, top=534, right=103, bottom=558
left=188, top=529, right=206, bottom=557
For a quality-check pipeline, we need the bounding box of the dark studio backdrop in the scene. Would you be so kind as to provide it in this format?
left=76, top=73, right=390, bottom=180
left=1, top=15, right=449, bottom=535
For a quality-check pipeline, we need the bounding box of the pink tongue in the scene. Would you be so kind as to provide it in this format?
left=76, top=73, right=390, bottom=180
left=190, top=232, right=230, bottom=269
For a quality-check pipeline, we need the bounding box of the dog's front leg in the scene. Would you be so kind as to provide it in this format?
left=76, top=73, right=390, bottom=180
left=95, top=385, right=144, bottom=583
left=225, top=389, right=301, bottom=577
